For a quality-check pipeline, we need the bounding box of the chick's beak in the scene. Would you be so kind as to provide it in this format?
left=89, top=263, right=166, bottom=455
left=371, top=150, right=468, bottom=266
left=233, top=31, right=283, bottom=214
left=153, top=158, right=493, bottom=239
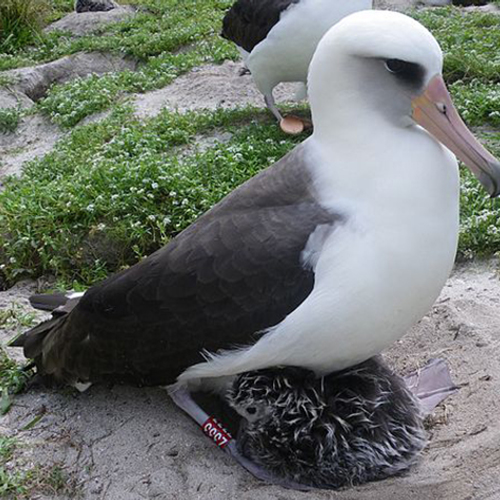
left=411, top=75, right=500, bottom=198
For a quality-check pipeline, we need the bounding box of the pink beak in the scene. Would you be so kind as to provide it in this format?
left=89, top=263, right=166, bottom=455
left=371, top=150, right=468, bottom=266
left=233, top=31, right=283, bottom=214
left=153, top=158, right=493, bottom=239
left=411, top=75, right=500, bottom=198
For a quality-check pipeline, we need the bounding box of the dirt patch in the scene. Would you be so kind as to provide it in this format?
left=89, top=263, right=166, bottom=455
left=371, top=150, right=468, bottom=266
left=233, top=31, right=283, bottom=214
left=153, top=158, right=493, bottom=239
left=133, top=61, right=303, bottom=119
left=464, top=3, right=500, bottom=12
left=0, top=114, right=62, bottom=183
left=1, top=261, right=499, bottom=499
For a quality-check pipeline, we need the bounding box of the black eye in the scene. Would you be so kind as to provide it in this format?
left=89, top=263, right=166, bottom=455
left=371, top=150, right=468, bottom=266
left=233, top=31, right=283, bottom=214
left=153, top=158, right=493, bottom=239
left=384, top=59, right=425, bottom=88
left=385, top=59, right=406, bottom=73
left=246, top=406, right=257, bottom=415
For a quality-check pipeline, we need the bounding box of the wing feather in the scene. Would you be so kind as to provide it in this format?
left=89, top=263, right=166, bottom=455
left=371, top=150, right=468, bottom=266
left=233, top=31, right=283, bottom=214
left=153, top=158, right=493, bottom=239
left=20, top=145, right=340, bottom=384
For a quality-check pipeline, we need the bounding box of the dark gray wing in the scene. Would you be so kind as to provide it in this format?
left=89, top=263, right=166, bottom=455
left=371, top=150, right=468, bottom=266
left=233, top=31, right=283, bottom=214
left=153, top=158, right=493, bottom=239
left=18, top=145, right=339, bottom=385
left=221, top=0, right=300, bottom=53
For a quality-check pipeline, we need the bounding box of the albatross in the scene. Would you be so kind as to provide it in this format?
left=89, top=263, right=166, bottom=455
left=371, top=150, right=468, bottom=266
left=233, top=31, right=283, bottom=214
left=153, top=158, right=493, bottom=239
left=13, top=12, right=500, bottom=402
left=221, top=0, right=373, bottom=133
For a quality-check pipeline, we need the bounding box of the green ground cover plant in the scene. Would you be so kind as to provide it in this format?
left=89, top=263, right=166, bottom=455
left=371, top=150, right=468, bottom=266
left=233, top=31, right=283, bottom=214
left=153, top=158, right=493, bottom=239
left=0, top=347, right=32, bottom=414
left=38, top=38, right=234, bottom=127
left=450, top=80, right=500, bottom=127
left=0, top=5, right=499, bottom=288
left=0, top=0, right=50, bottom=53
left=413, top=7, right=500, bottom=83
left=1, top=0, right=237, bottom=126
left=0, top=105, right=303, bottom=284
left=0, top=106, right=21, bottom=133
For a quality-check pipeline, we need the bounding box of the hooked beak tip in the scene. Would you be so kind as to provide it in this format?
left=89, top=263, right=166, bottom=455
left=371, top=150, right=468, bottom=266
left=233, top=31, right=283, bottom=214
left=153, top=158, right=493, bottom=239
left=488, top=172, right=500, bottom=199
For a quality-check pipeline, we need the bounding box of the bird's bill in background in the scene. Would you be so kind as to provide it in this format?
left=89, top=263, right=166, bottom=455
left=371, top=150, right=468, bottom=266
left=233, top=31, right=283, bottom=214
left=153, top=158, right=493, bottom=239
left=411, top=75, right=500, bottom=198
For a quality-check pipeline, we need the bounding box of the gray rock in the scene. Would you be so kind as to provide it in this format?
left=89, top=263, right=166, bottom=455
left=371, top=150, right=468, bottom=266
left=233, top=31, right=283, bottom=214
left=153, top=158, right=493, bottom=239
left=45, top=6, right=135, bottom=37
left=4, top=52, right=137, bottom=101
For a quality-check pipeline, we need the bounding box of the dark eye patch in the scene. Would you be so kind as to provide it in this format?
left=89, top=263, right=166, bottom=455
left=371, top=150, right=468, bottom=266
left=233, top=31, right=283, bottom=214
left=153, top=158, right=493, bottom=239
left=384, top=59, right=425, bottom=88
left=246, top=406, right=257, bottom=415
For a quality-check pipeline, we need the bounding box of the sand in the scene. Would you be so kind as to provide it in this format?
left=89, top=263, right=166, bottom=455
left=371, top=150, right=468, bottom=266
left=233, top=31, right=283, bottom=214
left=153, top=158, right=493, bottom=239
left=1, top=262, right=500, bottom=499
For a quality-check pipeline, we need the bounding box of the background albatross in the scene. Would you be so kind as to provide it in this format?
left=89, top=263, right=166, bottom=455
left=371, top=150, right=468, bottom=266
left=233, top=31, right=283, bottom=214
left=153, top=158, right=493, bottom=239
left=221, top=0, right=373, bottom=133
left=13, top=12, right=500, bottom=400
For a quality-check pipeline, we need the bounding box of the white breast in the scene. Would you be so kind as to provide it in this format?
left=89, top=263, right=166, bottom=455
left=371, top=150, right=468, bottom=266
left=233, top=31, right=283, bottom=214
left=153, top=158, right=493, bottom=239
left=177, top=127, right=460, bottom=388
left=247, top=0, right=372, bottom=95
left=261, top=130, right=459, bottom=373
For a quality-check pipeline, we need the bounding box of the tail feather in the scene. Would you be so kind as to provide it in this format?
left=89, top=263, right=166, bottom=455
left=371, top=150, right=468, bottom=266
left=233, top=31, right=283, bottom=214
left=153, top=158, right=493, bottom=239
left=29, top=293, right=69, bottom=312
left=10, top=292, right=83, bottom=380
left=9, top=316, right=67, bottom=359
left=29, top=292, right=83, bottom=313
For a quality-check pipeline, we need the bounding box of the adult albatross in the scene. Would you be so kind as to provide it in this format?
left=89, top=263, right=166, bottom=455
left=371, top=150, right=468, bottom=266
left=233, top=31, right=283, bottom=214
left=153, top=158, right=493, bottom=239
left=14, top=12, right=500, bottom=398
left=221, top=0, right=373, bottom=133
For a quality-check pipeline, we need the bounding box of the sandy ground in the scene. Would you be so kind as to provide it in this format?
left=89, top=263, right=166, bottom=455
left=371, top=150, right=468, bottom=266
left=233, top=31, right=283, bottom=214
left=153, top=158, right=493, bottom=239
left=1, top=262, right=500, bottom=499
left=1, top=1, right=500, bottom=499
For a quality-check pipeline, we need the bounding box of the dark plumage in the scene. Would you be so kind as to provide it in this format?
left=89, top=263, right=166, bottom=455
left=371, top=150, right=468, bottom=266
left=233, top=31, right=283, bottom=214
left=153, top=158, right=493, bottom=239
left=227, top=357, right=426, bottom=489
left=221, top=0, right=299, bottom=53
left=12, top=146, right=338, bottom=386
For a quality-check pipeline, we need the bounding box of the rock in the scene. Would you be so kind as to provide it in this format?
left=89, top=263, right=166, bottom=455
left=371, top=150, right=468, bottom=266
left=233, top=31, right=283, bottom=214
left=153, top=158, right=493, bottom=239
left=0, top=89, right=34, bottom=111
left=45, top=6, right=136, bottom=37
left=4, top=52, right=137, bottom=101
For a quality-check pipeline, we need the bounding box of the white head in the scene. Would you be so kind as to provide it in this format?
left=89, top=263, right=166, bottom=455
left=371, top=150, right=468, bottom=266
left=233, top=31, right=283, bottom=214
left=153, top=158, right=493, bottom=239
left=308, top=10, right=500, bottom=196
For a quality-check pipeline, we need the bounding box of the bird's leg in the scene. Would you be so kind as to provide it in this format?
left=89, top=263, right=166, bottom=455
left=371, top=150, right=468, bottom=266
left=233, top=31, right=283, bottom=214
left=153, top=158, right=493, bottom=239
left=264, top=92, right=283, bottom=122
left=168, top=385, right=233, bottom=449
left=168, top=385, right=213, bottom=428
left=168, top=385, right=310, bottom=490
